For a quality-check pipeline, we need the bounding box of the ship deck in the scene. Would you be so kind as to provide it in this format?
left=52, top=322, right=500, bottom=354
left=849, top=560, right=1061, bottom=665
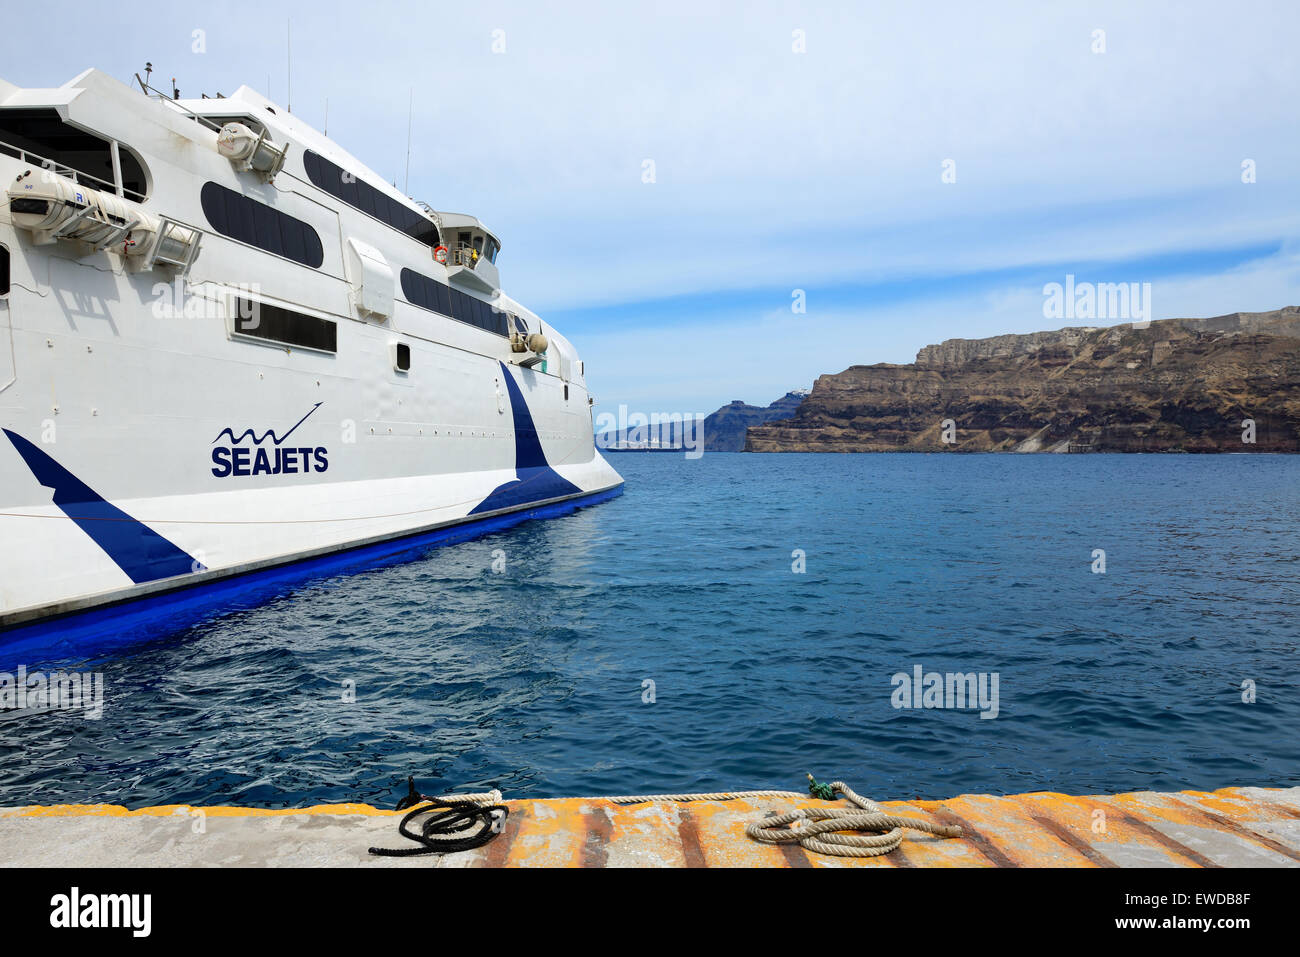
left=3, top=784, right=1299, bottom=867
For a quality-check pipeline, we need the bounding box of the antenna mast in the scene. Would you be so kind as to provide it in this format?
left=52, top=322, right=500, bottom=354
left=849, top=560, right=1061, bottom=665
left=286, top=20, right=292, bottom=112
left=404, top=88, right=413, bottom=194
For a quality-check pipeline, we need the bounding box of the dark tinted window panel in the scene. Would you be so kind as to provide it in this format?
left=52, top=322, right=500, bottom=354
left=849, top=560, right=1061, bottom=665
left=460, top=292, right=474, bottom=325
left=250, top=200, right=279, bottom=254
left=0, top=245, right=9, bottom=295
left=399, top=204, right=418, bottom=237
left=395, top=343, right=411, bottom=371
left=481, top=299, right=505, bottom=336
left=231, top=187, right=256, bottom=247
left=233, top=299, right=336, bottom=352
left=400, top=269, right=507, bottom=337
left=400, top=269, right=449, bottom=317
left=461, top=291, right=479, bottom=326
left=200, top=182, right=324, bottom=268
left=303, top=150, right=440, bottom=248
left=280, top=214, right=307, bottom=264
left=356, top=177, right=375, bottom=216
left=432, top=280, right=452, bottom=317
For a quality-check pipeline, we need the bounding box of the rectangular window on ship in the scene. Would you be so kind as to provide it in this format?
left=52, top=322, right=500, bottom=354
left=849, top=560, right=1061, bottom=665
left=232, top=299, right=337, bottom=353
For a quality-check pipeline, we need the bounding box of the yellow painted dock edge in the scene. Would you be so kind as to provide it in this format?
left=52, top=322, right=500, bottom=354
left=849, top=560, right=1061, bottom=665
left=3, top=785, right=1298, bottom=867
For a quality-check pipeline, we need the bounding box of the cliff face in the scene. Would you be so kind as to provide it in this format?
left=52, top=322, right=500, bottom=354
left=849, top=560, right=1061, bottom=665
left=597, top=390, right=807, bottom=451
left=703, top=391, right=807, bottom=451
left=745, top=307, right=1300, bottom=452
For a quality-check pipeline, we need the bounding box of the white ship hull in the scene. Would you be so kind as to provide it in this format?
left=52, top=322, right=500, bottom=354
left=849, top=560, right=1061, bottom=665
left=0, top=70, right=622, bottom=635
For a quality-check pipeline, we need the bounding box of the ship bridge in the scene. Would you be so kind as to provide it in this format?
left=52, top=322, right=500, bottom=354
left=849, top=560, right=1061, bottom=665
left=434, top=211, right=501, bottom=294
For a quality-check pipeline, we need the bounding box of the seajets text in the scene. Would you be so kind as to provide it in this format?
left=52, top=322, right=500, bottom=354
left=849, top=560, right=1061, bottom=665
left=211, top=445, right=328, bottom=477
left=211, top=403, right=328, bottom=478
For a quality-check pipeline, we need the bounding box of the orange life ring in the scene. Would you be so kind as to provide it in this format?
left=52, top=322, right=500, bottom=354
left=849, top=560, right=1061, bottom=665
left=434, top=245, right=448, bottom=265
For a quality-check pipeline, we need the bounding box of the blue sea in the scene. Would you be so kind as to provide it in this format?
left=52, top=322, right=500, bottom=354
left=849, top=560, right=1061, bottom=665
left=2, top=453, right=1298, bottom=808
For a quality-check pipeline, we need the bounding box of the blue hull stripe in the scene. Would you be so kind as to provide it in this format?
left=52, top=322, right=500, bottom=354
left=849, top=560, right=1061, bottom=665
left=3, top=429, right=197, bottom=584
left=0, top=485, right=623, bottom=664
left=471, top=362, right=580, bottom=514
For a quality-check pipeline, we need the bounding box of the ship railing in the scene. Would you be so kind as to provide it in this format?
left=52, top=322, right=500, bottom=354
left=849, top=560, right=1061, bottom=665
left=147, top=94, right=225, bottom=134
left=452, top=244, right=479, bottom=269
left=0, top=136, right=147, bottom=204
left=134, top=74, right=225, bottom=135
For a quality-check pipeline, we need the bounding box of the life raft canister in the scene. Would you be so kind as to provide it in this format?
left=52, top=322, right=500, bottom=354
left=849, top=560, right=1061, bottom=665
left=434, top=245, right=449, bottom=265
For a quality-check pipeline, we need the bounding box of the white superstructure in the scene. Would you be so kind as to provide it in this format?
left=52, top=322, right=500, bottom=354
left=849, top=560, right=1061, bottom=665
left=0, top=68, right=622, bottom=631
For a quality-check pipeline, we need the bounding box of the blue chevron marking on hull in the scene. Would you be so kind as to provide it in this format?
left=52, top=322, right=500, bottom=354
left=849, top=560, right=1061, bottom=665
left=470, top=362, right=581, bottom=515
left=3, top=429, right=197, bottom=585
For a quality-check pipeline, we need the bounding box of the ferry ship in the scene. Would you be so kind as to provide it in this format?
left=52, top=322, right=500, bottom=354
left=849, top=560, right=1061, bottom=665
left=0, top=68, right=623, bottom=635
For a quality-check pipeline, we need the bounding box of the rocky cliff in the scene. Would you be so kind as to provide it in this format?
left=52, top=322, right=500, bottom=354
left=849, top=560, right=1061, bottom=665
left=597, top=390, right=807, bottom=451
left=703, top=391, right=807, bottom=451
left=745, top=307, right=1300, bottom=452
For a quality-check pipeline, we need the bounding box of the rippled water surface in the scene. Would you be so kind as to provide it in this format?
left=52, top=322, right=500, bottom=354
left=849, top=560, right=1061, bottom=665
left=2, top=453, right=1298, bottom=808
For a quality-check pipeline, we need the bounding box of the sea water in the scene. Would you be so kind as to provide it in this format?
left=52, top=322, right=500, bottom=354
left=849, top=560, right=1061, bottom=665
left=1, top=453, right=1296, bottom=807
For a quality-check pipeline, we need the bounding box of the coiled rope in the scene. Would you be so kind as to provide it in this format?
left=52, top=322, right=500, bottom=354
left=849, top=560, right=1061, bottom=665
left=575, top=774, right=962, bottom=858
left=368, top=778, right=508, bottom=857
left=744, top=774, right=963, bottom=857
left=368, top=774, right=961, bottom=859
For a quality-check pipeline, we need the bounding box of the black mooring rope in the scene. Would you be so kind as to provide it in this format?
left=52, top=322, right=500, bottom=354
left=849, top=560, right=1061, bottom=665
left=368, top=777, right=508, bottom=857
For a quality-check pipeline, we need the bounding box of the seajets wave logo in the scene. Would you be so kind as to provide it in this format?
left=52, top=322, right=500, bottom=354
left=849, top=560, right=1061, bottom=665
left=211, top=402, right=328, bottom=478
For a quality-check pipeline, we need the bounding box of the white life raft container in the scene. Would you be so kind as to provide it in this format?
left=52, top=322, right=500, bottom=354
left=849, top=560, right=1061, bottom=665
left=7, top=169, right=199, bottom=270
left=215, top=122, right=288, bottom=180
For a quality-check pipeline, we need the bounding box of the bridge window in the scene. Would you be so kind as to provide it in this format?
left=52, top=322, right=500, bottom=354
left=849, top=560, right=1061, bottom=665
left=231, top=299, right=336, bottom=352
left=0, top=108, right=148, bottom=200
left=201, top=182, right=324, bottom=268
left=302, top=150, right=440, bottom=247
left=0, top=245, right=8, bottom=296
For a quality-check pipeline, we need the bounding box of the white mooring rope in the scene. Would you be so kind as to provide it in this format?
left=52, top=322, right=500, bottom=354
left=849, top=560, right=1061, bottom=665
left=567, top=775, right=964, bottom=859
left=424, top=790, right=503, bottom=806
left=567, top=789, right=805, bottom=804
left=744, top=778, right=963, bottom=858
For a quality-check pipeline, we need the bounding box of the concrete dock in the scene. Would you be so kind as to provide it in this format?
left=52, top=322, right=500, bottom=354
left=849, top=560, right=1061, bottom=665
left=3, top=785, right=1298, bottom=867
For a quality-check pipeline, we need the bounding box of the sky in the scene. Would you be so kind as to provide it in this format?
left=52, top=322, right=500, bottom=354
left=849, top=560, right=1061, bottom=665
left=4, top=1, right=1299, bottom=419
